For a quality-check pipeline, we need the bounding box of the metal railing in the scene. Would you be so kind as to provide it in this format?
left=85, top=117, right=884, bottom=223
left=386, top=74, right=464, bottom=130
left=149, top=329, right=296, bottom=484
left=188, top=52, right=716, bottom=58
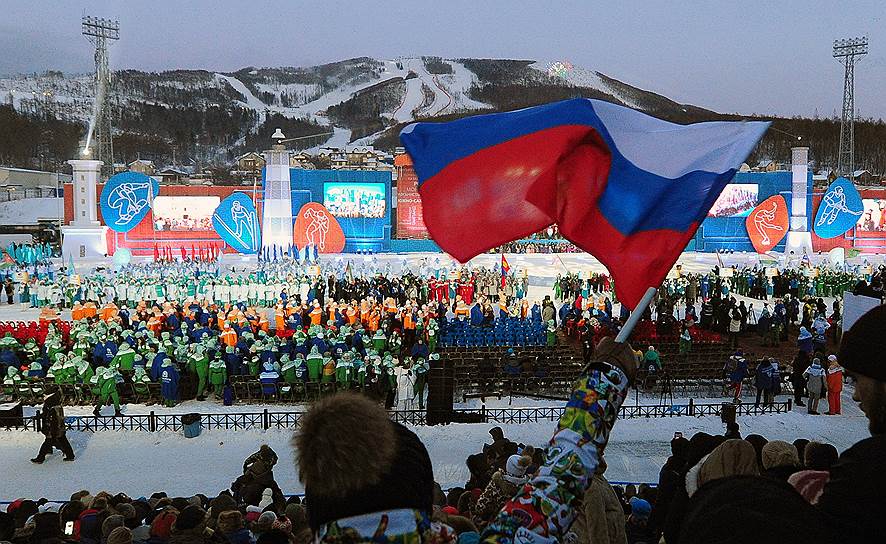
left=5, top=400, right=793, bottom=433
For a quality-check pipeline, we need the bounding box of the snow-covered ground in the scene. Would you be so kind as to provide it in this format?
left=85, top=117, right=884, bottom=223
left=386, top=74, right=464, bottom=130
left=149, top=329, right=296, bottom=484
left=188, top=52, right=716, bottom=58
left=0, top=388, right=869, bottom=500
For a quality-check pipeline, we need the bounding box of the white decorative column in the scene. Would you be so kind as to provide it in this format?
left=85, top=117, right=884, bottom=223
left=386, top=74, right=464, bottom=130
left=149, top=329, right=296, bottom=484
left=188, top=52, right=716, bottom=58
left=784, top=147, right=813, bottom=258
left=261, top=130, right=293, bottom=250
left=62, top=159, right=109, bottom=258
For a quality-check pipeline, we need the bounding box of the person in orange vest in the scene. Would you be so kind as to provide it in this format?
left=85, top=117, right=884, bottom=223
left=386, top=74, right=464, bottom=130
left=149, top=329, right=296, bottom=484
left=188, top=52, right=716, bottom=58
left=346, top=304, right=358, bottom=325
left=83, top=301, right=98, bottom=319
left=100, top=301, right=118, bottom=322
left=402, top=305, right=416, bottom=347
left=359, top=299, right=370, bottom=325
left=310, top=301, right=323, bottom=326
left=71, top=302, right=85, bottom=321
left=274, top=304, right=286, bottom=333
left=368, top=309, right=380, bottom=333
left=147, top=311, right=163, bottom=336
left=38, top=305, right=59, bottom=326
left=220, top=323, right=238, bottom=348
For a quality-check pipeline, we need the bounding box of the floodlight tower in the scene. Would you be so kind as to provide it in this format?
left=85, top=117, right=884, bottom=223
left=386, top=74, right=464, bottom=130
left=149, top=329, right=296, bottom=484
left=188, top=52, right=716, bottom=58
left=833, top=36, right=868, bottom=180
left=82, top=16, right=119, bottom=177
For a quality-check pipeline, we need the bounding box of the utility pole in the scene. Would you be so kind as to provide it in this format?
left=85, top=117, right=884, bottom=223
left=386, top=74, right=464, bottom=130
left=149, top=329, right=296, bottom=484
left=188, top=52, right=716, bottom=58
left=82, top=15, right=120, bottom=178
left=833, top=36, right=868, bottom=180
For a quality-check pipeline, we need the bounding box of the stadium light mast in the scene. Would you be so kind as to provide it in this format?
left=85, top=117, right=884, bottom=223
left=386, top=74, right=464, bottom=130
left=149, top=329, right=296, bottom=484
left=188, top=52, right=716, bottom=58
left=82, top=15, right=120, bottom=178
left=833, top=36, right=868, bottom=181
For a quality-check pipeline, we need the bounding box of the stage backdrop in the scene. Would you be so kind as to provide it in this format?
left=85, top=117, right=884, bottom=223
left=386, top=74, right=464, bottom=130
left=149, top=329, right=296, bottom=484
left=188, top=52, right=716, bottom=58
left=689, top=171, right=812, bottom=252
left=285, top=169, right=393, bottom=252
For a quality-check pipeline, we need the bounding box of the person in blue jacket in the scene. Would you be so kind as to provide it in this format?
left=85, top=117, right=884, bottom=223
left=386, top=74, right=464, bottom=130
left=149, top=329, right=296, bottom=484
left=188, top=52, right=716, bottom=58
left=352, top=330, right=366, bottom=356
left=150, top=351, right=167, bottom=381
left=754, top=358, right=772, bottom=407
left=470, top=303, right=485, bottom=326
left=411, top=338, right=429, bottom=360
left=223, top=345, right=241, bottom=377
left=530, top=303, right=541, bottom=322
left=159, top=358, right=179, bottom=407
left=797, top=326, right=813, bottom=354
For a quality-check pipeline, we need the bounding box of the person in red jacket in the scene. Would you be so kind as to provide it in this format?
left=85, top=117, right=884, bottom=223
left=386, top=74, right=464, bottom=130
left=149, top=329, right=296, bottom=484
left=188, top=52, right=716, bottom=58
left=825, top=354, right=844, bottom=415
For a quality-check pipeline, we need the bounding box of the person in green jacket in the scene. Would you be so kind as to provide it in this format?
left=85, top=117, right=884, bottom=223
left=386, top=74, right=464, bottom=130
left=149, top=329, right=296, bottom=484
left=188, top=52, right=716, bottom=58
left=306, top=346, right=323, bottom=382
left=112, top=342, right=136, bottom=373
left=335, top=351, right=354, bottom=388
left=281, top=354, right=299, bottom=384
left=93, top=367, right=122, bottom=416
left=643, top=345, right=662, bottom=371
left=3, top=366, right=21, bottom=395
left=208, top=357, right=227, bottom=397
left=371, top=329, right=387, bottom=353
left=132, top=366, right=152, bottom=398
left=74, top=357, right=93, bottom=385
left=547, top=320, right=557, bottom=346
left=412, top=356, right=430, bottom=410
left=427, top=319, right=439, bottom=353
left=188, top=344, right=210, bottom=400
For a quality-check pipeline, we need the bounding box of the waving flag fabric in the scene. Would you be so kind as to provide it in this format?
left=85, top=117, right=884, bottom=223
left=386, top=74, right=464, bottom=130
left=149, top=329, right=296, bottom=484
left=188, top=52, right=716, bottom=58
left=400, top=98, right=768, bottom=308
left=501, top=254, right=510, bottom=288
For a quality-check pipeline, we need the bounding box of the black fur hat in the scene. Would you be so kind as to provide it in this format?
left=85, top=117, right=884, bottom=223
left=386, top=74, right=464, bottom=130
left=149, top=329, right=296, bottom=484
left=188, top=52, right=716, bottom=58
left=293, top=392, right=434, bottom=531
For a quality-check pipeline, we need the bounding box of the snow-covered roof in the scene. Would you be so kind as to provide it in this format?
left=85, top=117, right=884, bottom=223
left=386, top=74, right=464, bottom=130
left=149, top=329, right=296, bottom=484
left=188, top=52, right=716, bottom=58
left=128, top=159, right=154, bottom=167
left=852, top=169, right=870, bottom=177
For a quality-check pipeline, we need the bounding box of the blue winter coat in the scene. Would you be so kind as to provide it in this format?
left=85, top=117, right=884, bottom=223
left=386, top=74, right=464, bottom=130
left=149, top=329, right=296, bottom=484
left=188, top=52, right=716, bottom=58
left=160, top=365, right=179, bottom=400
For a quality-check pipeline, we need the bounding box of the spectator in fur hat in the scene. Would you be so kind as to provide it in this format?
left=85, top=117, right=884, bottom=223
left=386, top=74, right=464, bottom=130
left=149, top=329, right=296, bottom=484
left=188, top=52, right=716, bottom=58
left=293, top=392, right=437, bottom=540
left=169, top=505, right=212, bottom=544
left=818, top=304, right=886, bottom=543
left=216, top=511, right=253, bottom=544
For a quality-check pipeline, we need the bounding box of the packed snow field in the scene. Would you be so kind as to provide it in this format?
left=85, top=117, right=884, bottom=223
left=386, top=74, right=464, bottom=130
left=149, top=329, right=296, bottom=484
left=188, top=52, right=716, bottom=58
left=1, top=389, right=868, bottom=501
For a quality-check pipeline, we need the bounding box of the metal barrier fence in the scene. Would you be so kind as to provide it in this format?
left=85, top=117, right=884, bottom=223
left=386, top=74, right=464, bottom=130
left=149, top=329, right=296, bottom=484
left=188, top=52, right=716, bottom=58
left=4, top=400, right=792, bottom=433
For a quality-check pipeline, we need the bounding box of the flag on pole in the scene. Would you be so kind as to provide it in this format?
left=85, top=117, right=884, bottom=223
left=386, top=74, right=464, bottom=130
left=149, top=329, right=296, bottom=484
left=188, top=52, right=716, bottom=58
left=400, top=98, right=768, bottom=308
left=501, top=254, right=510, bottom=288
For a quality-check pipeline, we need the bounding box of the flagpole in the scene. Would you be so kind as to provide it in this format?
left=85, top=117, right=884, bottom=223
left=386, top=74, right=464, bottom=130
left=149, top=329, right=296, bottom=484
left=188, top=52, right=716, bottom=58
left=615, top=287, right=657, bottom=343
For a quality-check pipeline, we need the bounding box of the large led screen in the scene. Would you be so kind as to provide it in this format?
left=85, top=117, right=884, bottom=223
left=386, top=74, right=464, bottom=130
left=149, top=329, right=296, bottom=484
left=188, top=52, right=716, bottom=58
left=153, top=196, right=220, bottom=231
left=856, top=199, right=886, bottom=232
left=323, top=183, right=386, bottom=219
left=708, top=184, right=759, bottom=218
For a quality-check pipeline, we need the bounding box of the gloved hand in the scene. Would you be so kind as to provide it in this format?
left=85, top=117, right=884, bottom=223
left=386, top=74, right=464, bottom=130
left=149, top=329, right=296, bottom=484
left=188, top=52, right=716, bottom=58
left=592, top=337, right=639, bottom=384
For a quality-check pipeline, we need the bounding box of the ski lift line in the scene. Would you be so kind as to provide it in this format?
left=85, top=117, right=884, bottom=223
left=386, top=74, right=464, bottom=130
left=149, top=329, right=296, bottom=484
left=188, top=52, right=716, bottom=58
left=766, top=125, right=803, bottom=141
left=278, top=132, right=334, bottom=144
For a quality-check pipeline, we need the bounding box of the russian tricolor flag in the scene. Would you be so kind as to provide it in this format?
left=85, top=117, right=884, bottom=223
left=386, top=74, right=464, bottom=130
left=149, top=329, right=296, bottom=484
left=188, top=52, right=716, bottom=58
left=400, top=98, right=768, bottom=308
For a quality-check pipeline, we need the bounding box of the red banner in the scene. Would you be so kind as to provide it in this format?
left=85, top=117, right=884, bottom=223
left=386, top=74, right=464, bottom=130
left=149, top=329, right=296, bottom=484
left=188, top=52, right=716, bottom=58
left=395, top=155, right=429, bottom=239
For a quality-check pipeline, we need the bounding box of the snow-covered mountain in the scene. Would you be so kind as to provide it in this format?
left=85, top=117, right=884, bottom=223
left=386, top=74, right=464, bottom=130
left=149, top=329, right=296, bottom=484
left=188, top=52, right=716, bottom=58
left=0, top=56, right=718, bottom=154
